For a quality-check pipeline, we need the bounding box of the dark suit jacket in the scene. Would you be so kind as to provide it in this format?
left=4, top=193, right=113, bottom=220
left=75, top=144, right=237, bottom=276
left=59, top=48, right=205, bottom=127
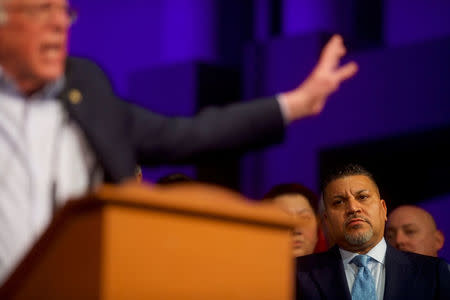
left=56, top=57, right=285, bottom=183
left=296, top=244, right=450, bottom=300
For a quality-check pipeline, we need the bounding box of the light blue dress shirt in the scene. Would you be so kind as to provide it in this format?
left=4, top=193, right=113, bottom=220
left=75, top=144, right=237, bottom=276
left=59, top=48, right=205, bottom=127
left=339, top=238, right=387, bottom=300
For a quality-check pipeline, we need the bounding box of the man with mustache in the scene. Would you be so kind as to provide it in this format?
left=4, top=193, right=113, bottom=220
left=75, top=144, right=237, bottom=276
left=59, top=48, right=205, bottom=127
left=296, top=164, right=450, bottom=300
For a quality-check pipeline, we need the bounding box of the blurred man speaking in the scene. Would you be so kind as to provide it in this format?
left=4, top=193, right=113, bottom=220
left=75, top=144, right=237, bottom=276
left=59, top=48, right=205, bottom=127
left=0, top=0, right=357, bottom=285
left=0, top=0, right=71, bottom=94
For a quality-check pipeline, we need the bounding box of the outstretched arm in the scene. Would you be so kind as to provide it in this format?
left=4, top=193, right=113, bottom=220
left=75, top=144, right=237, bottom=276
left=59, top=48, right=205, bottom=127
left=280, top=34, right=358, bottom=122
left=128, top=35, right=356, bottom=166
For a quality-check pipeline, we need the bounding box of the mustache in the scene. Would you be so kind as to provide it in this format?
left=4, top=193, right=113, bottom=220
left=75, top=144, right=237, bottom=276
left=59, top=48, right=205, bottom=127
left=344, top=214, right=371, bottom=226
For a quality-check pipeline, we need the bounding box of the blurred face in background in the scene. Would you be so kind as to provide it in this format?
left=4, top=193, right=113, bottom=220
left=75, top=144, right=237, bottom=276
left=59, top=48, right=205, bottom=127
left=273, top=194, right=318, bottom=257
left=323, top=175, right=387, bottom=254
left=386, top=205, right=444, bottom=257
left=0, top=0, right=72, bottom=94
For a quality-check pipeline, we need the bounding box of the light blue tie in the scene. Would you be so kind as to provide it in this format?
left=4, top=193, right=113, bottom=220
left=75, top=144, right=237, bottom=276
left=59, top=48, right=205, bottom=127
left=351, top=255, right=377, bottom=300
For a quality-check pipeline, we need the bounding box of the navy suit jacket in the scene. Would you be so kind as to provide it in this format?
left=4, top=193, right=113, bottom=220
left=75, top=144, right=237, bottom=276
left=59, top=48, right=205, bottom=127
left=57, top=57, right=285, bottom=183
left=296, top=244, right=450, bottom=300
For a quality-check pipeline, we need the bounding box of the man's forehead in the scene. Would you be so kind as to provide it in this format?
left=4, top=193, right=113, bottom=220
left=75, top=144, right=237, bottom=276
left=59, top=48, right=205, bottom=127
left=386, top=219, right=418, bottom=229
left=325, top=175, right=377, bottom=194
left=389, top=206, right=433, bottom=227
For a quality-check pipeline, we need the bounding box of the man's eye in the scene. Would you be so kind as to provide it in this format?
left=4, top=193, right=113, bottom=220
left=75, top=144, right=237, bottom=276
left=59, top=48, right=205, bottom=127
left=405, top=230, right=417, bottom=236
left=358, top=194, right=368, bottom=200
left=333, top=200, right=343, bottom=206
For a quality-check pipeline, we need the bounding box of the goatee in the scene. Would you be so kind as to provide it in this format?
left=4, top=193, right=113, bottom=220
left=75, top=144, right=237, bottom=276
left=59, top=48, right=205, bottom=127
left=345, top=228, right=373, bottom=246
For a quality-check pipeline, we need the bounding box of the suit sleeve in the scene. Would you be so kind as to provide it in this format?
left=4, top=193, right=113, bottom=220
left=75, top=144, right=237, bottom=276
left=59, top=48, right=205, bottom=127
left=128, top=98, right=286, bottom=166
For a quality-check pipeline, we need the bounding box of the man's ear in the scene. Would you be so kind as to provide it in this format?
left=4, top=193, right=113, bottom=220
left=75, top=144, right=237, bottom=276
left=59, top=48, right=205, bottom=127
left=434, top=230, right=445, bottom=252
left=380, top=199, right=387, bottom=221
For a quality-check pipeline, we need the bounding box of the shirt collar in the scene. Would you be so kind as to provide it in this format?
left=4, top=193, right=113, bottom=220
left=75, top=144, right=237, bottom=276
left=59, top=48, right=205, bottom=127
left=339, top=238, right=387, bottom=265
left=0, top=65, right=65, bottom=99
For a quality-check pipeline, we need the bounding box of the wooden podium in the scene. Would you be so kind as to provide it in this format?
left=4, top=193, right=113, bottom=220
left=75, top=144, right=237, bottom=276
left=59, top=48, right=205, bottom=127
left=0, top=183, right=296, bottom=299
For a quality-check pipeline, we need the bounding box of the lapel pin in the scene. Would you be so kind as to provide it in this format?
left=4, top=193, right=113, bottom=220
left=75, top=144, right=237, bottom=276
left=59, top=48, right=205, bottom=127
left=68, top=89, right=83, bottom=104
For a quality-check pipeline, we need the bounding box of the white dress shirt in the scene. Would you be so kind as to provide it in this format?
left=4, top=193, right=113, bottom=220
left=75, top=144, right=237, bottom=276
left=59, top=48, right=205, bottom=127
left=339, top=238, right=387, bottom=300
left=0, top=67, right=102, bottom=284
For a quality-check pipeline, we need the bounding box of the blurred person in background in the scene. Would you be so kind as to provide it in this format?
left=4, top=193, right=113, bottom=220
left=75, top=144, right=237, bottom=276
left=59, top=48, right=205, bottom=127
left=263, top=183, right=328, bottom=257
left=385, top=205, right=444, bottom=257
left=157, top=173, right=193, bottom=185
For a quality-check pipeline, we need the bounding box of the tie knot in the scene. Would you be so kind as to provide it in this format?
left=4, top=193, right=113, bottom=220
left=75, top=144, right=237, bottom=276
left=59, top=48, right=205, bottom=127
left=351, top=254, right=370, bottom=268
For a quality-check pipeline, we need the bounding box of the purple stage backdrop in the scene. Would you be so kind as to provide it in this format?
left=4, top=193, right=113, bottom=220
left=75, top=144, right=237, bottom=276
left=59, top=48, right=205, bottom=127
left=69, top=0, right=450, bottom=260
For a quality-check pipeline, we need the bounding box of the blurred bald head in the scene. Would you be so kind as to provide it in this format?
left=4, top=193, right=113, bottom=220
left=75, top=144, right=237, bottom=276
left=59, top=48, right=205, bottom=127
left=386, top=205, right=444, bottom=257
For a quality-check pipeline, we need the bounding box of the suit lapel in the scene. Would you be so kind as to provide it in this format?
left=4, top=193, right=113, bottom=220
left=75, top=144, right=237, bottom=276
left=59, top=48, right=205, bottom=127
left=383, top=245, right=416, bottom=300
left=310, top=246, right=351, bottom=300
left=57, top=58, right=136, bottom=182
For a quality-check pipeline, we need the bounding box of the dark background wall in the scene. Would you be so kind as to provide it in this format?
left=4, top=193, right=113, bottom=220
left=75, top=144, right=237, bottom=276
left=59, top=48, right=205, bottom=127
left=69, top=0, right=450, bottom=260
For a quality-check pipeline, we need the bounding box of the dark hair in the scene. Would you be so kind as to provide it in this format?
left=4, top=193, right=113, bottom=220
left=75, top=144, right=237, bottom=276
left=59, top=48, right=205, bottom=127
left=321, top=163, right=378, bottom=192
left=263, top=183, right=319, bottom=213
left=157, top=173, right=193, bottom=185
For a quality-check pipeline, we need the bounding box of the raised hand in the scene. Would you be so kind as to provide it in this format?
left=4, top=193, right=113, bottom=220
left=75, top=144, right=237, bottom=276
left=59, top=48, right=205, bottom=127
left=281, top=35, right=358, bottom=122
